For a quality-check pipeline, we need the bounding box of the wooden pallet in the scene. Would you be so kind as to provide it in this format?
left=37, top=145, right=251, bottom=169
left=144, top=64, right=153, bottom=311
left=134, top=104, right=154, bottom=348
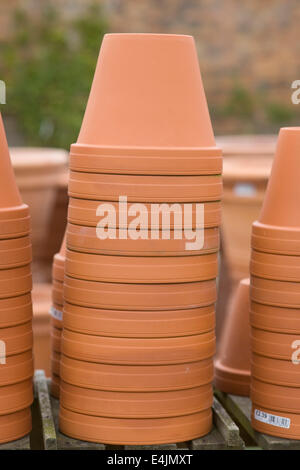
left=215, top=390, right=300, bottom=450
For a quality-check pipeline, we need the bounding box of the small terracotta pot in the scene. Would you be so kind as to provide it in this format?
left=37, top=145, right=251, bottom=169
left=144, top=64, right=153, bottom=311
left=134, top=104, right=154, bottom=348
left=60, top=381, right=212, bottom=418
left=0, top=264, right=32, bottom=299
left=251, top=327, right=298, bottom=361
left=252, top=221, right=300, bottom=256
left=64, top=276, right=217, bottom=310
left=52, top=279, right=63, bottom=307
left=70, top=145, right=222, bottom=175
left=0, top=294, right=32, bottom=328
left=251, top=250, right=300, bottom=282
left=61, top=355, right=213, bottom=392
left=68, top=171, right=222, bottom=203
left=50, top=303, right=63, bottom=330
left=0, top=351, right=33, bottom=387
left=0, top=408, right=31, bottom=445
left=251, top=353, right=300, bottom=388
left=251, top=275, right=300, bottom=308
left=51, top=326, right=62, bottom=354
left=65, top=250, right=218, bottom=284
left=62, top=328, right=215, bottom=365
left=51, top=374, right=60, bottom=399
left=52, top=231, right=66, bottom=282
left=63, top=302, right=215, bottom=338
left=32, top=283, right=52, bottom=376
left=250, top=301, right=300, bottom=334
left=51, top=351, right=61, bottom=377
left=251, top=378, right=300, bottom=414
left=252, top=404, right=300, bottom=440
left=59, top=405, right=212, bottom=445
left=0, top=236, right=32, bottom=269
left=0, top=379, right=33, bottom=415
left=0, top=322, right=33, bottom=357
left=215, top=278, right=251, bottom=396
left=68, top=198, right=222, bottom=229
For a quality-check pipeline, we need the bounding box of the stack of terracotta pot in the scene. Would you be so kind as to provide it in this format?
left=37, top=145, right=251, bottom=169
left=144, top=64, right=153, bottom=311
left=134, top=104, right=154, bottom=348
left=0, top=114, right=33, bottom=444
left=50, top=232, right=66, bottom=398
left=250, top=127, right=300, bottom=439
left=59, top=34, right=222, bottom=445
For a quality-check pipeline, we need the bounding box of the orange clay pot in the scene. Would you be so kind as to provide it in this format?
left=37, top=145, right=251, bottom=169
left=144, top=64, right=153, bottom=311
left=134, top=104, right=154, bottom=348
left=252, top=404, right=300, bottom=440
left=250, top=301, right=300, bottom=334
left=68, top=198, right=222, bottom=229
left=0, top=351, right=33, bottom=387
left=60, top=381, right=212, bottom=418
left=250, top=275, right=300, bottom=308
left=63, top=302, right=215, bottom=338
left=0, top=408, right=31, bottom=445
left=68, top=172, right=222, bottom=203
left=66, top=223, right=219, bottom=257
left=251, top=327, right=299, bottom=361
left=59, top=406, right=212, bottom=445
left=50, top=303, right=63, bottom=330
left=51, top=326, right=62, bottom=354
left=65, top=250, right=218, bottom=284
left=0, top=294, right=32, bottom=328
left=251, top=353, right=300, bottom=388
left=251, top=378, right=300, bottom=414
left=0, top=236, right=32, bottom=269
left=251, top=128, right=300, bottom=255
left=64, top=276, right=216, bottom=311
left=251, top=250, right=300, bottom=282
left=51, top=374, right=60, bottom=399
left=0, top=379, right=33, bottom=415
left=0, top=322, right=33, bottom=357
left=51, top=351, right=60, bottom=377
left=61, top=356, right=213, bottom=392
left=52, top=279, right=63, bottom=307
left=214, top=278, right=251, bottom=396
left=70, top=145, right=222, bottom=176
left=52, top=231, right=66, bottom=282
left=62, top=328, right=215, bottom=365
left=0, top=264, right=32, bottom=299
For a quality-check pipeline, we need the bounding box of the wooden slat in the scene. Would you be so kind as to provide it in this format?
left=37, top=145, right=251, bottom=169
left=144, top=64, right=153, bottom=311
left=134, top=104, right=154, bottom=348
left=34, top=370, right=57, bottom=450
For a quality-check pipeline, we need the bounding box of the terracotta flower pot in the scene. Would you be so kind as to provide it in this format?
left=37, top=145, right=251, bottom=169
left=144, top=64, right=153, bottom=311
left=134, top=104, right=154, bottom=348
left=0, top=265, right=32, bottom=299
left=61, top=355, right=213, bottom=392
left=250, top=250, right=300, bottom=282
left=251, top=378, right=300, bottom=414
left=64, top=276, right=216, bottom=310
left=32, top=283, right=52, bottom=376
left=51, top=351, right=61, bottom=377
left=0, top=236, right=32, bottom=269
left=214, top=278, right=251, bottom=396
left=68, top=172, right=222, bottom=203
left=66, top=223, right=220, bottom=257
left=62, top=328, right=215, bottom=365
left=251, top=353, right=300, bottom=388
left=251, top=327, right=298, bottom=361
left=50, top=303, right=63, bottom=330
left=68, top=198, right=222, bottom=229
left=251, top=128, right=300, bottom=255
left=51, top=326, right=62, bottom=354
left=65, top=250, right=218, bottom=284
left=0, top=294, right=32, bottom=328
left=250, top=301, right=300, bottom=334
left=0, top=322, right=33, bottom=357
left=52, top=279, right=63, bottom=308
left=0, top=379, right=33, bottom=415
left=251, top=276, right=300, bottom=308
left=60, top=381, right=212, bottom=418
left=63, top=302, right=215, bottom=338
left=52, top=231, right=66, bottom=282
left=51, top=374, right=60, bottom=399
left=0, top=408, right=31, bottom=445
left=59, top=405, right=212, bottom=445
left=0, top=351, right=33, bottom=387
left=252, top=404, right=300, bottom=440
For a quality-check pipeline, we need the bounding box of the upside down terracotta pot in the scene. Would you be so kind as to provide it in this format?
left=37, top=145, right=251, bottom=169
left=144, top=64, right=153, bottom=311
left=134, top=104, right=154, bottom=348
left=250, top=250, right=300, bottom=282
left=50, top=303, right=63, bottom=330
left=252, top=404, right=300, bottom=440
left=51, top=326, right=62, bottom=354
left=0, top=351, right=33, bottom=387
left=52, top=279, right=63, bottom=309
left=251, top=378, right=300, bottom=414
left=51, top=351, right=61, bottom=377
left=0, top=322, right=33, bottom=357
left=51, top=374, right=60, bottom=398
left=0, top=408, right=32, bottom=445
left=251, top=327, right=298, bottom=361
left=0, top=294, right=32, bottom=328
left=0, top=236, right=32, bottom=269
left=52, top=232, right=66, bottom=282
left=32, top=283, right=52, bottom=376
left=0, top=380, right=33, bottom=415
left=251, top=353, right=300, bottom=388
left=250, top=301, right=300, bottom=334
left=0, top=264, right=32, bottom=299
left=250, top=276, right=300, bottom=308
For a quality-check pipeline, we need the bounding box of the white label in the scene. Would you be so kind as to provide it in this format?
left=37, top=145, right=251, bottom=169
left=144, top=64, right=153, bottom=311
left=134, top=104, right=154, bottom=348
left=254, top=409, right=290, bottom=429
left=50, top=306, right=63, bottom=322
left=234, top=183, right=257, bottom=197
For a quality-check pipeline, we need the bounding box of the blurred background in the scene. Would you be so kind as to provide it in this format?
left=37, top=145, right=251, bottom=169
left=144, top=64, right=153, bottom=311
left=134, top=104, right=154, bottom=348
left=0, top=0, right=299, bottom=371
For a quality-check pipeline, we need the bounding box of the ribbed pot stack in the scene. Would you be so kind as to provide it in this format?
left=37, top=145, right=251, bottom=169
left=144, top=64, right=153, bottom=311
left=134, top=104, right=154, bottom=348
left=250, top=127, right=300, bottom=439
left=0, top=114, right=34, bottom=444
left=59, top=33, right=222, bottom=445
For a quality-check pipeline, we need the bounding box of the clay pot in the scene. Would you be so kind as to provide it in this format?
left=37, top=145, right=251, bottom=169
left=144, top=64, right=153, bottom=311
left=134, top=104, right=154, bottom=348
left=251, top=327, right=298, bottom=361
left=0, top=408, right=32, bottom=445
left=64, top=276, right=216, bottom=310
left=214, top=278, right=251, bottom=396
left=63, top=302, right=215, bottom=337
left=59, top=405, right=212, bottom=445
left=50, top=303, right=63, bottom=330
left=32, top=283, right=52, bottom=376
left=60, top=381, right=212, bottom=418
left=1, top=322, right=33, bottom=357
left=251, top=353, right=300, bottom=388
left=65, top=250, right=218, bottom=283
left=51, top=374, right=60, bottom=399
left=51, top=326, right=62, bottom=354
left=252, top=404, right=300, bottom=440
left=52, top=279, right=64, bottom=307
left=70, top=145, right=222, bottom=176
left=251, top=378, right=300, bottom=414
left=0, top=379, right=33, bottom=415
left=0, top=236, right=32, bottom=269
left=68, top=172, right=222, bottom=203
left=251, top=250, right=300, bottom=282
left=250, top=301, right=300, bottom=334
left=62, top=328, right=215, bottom=365
left=0, top=265, right=32, bottom=299
left=252, top=221, right=300, bottom=256
left=0, top=294, right=32, bottom=328
left=52, top=231, right=66, bottom=282
left=250, top=276, right=300, bottom=308
left=68, top=198, right=222, bottom=229
left=0, top=351, right=33, bottom=387
left=51, top=351, right=61, bottom=377
left=61, top=356, right=213, bottom=392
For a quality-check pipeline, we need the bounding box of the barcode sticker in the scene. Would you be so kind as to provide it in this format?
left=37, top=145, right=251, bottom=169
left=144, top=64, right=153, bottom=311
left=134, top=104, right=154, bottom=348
left=254, top=409, right=290, bottom=429
left=50, top=306, right=63, bottom=322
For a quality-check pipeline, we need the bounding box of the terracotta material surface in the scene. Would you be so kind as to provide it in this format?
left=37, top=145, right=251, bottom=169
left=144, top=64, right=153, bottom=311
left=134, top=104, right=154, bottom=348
left=251, top=275, right=300, bottom=308
left=51, top=374, right=60, bottom=399
left=251, top=327, right=298, bottom=361
left=32, top=283, right=52, bottom=376
left=50, top=303, right=63, bottom=330
left=0, top=264, right=32, bottom=299
left=252, top=404, right=300, bottom=440
left=0, top=379, right=33, bottom=415
left=0, top=351, right=33, bottom=387
left=0, top=236, right=32, bottom=269
left=215, top=278, right=251, bottom=396
left=251, top=353, right=300, bottom=388
left=251, top=378, right=300, bottom=414
left=0, top=294, right=32, bottom=328
left=250, top=301, right=300, bottom=334
left=52, top=231, right=66, bottom=282
left=52, top=279, right=63, bottom=307
left=252, top=221, right=300, bottom=255
left=0, top=408, right=31, bottom=445
left=251, top=250, right=300, bottom=282
left=0, top=322, right=33, bottom=357
left=51, top=351, right=60, bottom=377
left=51, top=326, right=62, bottom=354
